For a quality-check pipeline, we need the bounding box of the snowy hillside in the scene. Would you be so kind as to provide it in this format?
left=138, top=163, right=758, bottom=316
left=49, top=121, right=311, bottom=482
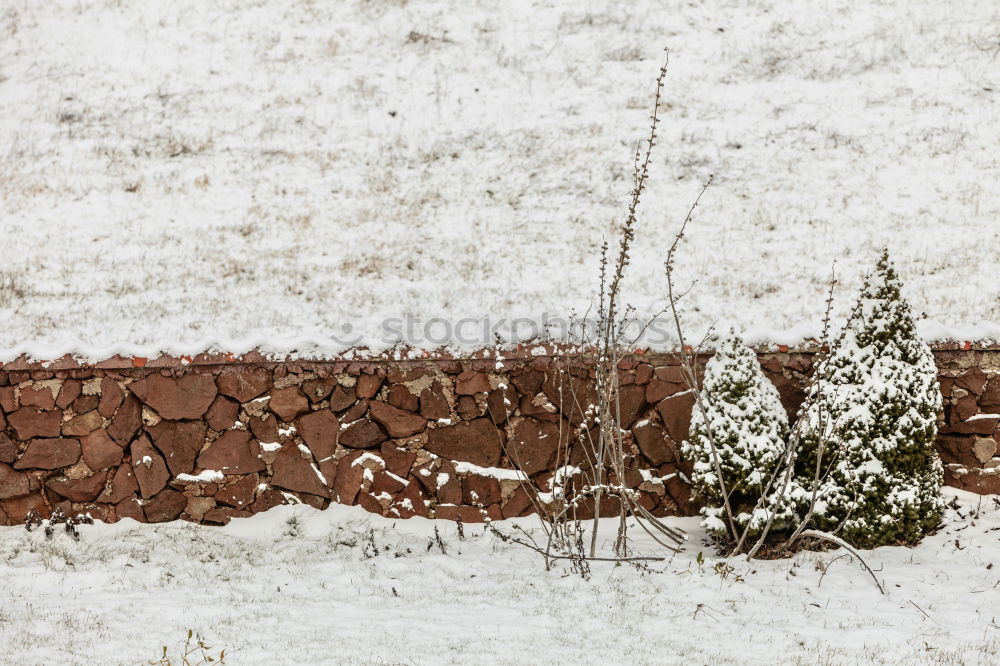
left=1, top=0, right=998, bottom=359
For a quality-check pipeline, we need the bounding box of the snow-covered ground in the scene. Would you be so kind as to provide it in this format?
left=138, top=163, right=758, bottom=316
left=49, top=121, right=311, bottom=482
left=1, top=0, right=999, bottom=361
left=0, top=488, right=996, bottom=665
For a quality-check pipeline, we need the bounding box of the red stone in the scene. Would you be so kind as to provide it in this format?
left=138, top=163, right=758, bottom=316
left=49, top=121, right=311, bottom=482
left=20, top=385, right=56, bottom=410
left=115, top=497, right=145, bottom=522
left=370, top=470, right=407, bottom=497
left=657, top=390, right=697, bottom=444
left=355, top=374, right=383, bottom=399
left=511, top=369, right=544, bottom=395
left=100, top=463, right=140, bottom=504
left=301, top=377, right=335, bottom=403
left=341, top=399, right=369, bottom=423
left=391, top=481, right=429, bottom=518
left=205, top=395, right=239, bottom=431
left=331, top=451, right=366, bottom=505
left=634, top=419, right=677, bottom=465
left=107, top=395, right=143, bottom=446
left=379, top=442, right=416, bottom=478
left=196, top=430, right=266, bottom=475
left=61, top=410, right=103, bottom=436
left=128, top=373, right=218, bottom=420
left=81, top=429, right=124, bottom=470
left=270, top=443, right=330, bottom=498
left=98, top=377, right=125, bottom=418
left=0, top=434, right=16, bottom=463
left=419, top=381, right=451, bottom=420
left=144, top=489, right=187, bottom=522
left=340, top=419, right=387, bottom=449
left=131, top=434, right=170, bottom=498
left=456, top=395, right=481, bottom=420
left=1, top=493, right=48, bottom=523
left=616, top=383, right=647, bottom=428
left=328, top=385, right=356, bottom=411
left=73, top=394, right=99, bottom=414
left=485, top=386, right=516, bottom=425
left=501, top=485, right=535, bottom=519
left=645, top=379, right=683, bottom=403
left=8, top=407, right=61, bottom=439
left=954, top=368, right=988, bottom=395
left=462, top=474, right=501, bottom=506
left=248, top=414, right=280, bottom=443
left=507, top=418, right=563, bottom=475
left=215, top=474, right=259, bottom=509
left=0, top=463, right=30, bottom=500
left=357, top=490, right=387, bottom=516
left=268, top=387, right=309, bottom=422
left=425, top=418, right=503, bottom=467
left=216, top=367, right=273, bottom=403
left=0, top=386, right=16, bottom=413
left=14, top=438, right=81, bottom=469
left=455, top=370, right=490, bottom=395
left=147, top=419, right=207, bottom=476
left=296, top=410, right=340, bottom=461
left=982, top=377, right=1000, bottom=412
left=370, top=400, right=425, bottom=438
left=47, top=470, right=109, bottom=502
left=386, top=384, right=419, bottom=412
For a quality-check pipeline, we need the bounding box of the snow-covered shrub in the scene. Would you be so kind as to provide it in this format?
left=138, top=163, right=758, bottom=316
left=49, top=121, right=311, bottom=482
left=797, top=249, right=943, bottom=548
left=683, top=330, right=796, bottom=540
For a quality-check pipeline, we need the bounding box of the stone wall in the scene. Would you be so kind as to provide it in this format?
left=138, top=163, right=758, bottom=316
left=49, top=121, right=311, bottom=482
left=0, top=348, right=997, bottom=526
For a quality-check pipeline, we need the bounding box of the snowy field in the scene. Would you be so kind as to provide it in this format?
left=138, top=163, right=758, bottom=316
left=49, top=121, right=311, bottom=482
left=0, top=488, right=996, bottom=665
left=1, top=0, right=999, bottom=360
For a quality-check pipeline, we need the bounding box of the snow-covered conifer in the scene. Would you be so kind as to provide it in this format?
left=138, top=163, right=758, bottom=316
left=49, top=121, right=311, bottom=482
left=683, top=330, right=796, bottom=540
left=797, top=249, right=943, bottom=548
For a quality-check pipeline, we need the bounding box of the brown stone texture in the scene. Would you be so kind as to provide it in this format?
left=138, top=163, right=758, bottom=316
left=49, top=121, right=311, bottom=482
left=98, top=377, right=125, bottom=418
left=107, top=395, right=143, bottom=446
left=419, top=381, right=451, bottom=420
left=144, top=489, right=188, bottom=522
left=131, top=435, right=170, bottom=498
left=0, top=349, right=997, bottom=526
left=56, top=380, right=82, bottom=409
left=20, top=385, right=56, bottom=410
left=328, top=385, right=356, bottom=411
left=507, top=418, right=563, bottom=476
left=196, top=430, right=266, bottom=475
left=657, top=390, right=697, bottom=444
left=297, top=409, right=339, bottom=460
left=8, top=407, right=61, bottom=440
left=147, top=420, right=208, bottom=476
left=100, top=463, right=140, bottom=504
left=462, top=474, right=501, bottom=506
left=62, top=410, right=103, bottom=436
left=14, top=438, right=81, bottom=469
left=370, top=400, right=425, bottom=438
left=216, top=474, right=259, bottom=509
left=81, top=429, right=124, bottom=471
left=0, top=463, right=30, bottom=500
left=268, top=387, right=309, bottom=422
left=339, top=419, right=387, bottom=449
left=205, top=396, right=240, bottom=431
left=47, top=469, right=109, bottom=503
left=355, top=373, right=383, bottom=399
left=425, top=418, right=503, bottom=467
left=129, top=373, right=218, bottom=420
left=216, top=367, right=272, bottom=403
left=270, top=443, right=330, bottom=498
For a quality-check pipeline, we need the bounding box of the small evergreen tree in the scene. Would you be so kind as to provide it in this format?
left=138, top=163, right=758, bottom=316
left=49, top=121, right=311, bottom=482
left=797, top=249, right=943, bottom=548
left=683, top=330, right=797, bottom=540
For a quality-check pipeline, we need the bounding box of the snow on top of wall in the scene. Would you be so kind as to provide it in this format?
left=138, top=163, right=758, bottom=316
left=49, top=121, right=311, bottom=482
left=1, top=1, right=998, bottom=363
